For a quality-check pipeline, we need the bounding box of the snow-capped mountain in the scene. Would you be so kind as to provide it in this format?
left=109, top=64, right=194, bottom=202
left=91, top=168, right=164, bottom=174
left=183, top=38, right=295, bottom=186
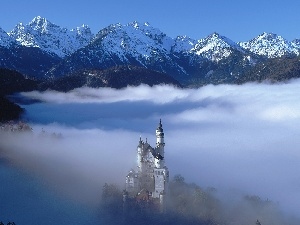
left=91, top=21, right=174, bottom=62
left=46, top=21, right=188, bottom=79
left=2, top=17, right=300, bottom=86
left=0, top=20, right=62, bottom=78
left=0, top=27, right=15, bottom=47
left=47, top=22, right=274, bottom=83
left=192, top=32, right=245, bottom=62
left=238, top=32, right=299, bottom=58
left=8, top=16, right=94, bottom=58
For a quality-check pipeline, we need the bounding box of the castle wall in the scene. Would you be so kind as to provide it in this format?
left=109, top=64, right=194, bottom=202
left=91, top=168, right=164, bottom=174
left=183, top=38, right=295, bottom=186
left=153, top=168, right=168, bottom=198
left=125, top=171, right=139, bottom=197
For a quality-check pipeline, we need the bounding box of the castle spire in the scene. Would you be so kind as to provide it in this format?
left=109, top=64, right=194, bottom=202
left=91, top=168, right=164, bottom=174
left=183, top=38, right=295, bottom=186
left=156, top=119, right=165, bottom=147
left=156, top=119, right=164, bottom=136
left=138, top=136, right=142, bottom=147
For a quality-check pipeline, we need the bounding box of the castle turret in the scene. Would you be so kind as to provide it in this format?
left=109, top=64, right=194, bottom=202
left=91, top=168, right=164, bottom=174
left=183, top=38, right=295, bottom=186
left=156, top=119, right=165, bottom=147
left=155, top=119, right=165, bottom=168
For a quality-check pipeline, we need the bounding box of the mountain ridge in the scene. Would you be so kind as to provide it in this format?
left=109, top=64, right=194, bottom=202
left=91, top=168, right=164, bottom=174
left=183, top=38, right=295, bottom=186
left=2, top=16, right=300, bottom=60
left=39, top=65, right=182, bottom=91
left=1, top=17, right=300, bottom=87
left=8, top=16, right=94, bottom=57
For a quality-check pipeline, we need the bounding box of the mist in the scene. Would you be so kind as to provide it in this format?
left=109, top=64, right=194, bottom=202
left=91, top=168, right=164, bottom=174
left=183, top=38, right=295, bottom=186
left=2, top=80, right=300, bottom=224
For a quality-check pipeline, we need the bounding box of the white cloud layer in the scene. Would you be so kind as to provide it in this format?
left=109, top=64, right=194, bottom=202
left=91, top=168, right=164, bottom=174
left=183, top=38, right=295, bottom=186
left=2, top=80, right=300, bottom=222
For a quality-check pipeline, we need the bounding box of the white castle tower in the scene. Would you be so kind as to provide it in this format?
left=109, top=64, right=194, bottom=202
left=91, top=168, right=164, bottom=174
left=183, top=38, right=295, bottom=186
left=124, top=120, right=169, bottom=212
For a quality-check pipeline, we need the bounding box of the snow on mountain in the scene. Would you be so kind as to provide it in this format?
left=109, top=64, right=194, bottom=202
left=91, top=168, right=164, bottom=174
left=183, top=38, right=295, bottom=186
left=238, top=32, right=299, bottom=58
left=0, top=27, right=16, bottom=47
left=86, top=21, right=189, bottom=76
left=46, top=21, right=191, bottom=78
left=91, top=21, right=174, bottom=63
left=171, top=35, right=197, bottom=53
left=291, top=39, right=300, bottom=49
left=191, top=32, right=244, bottom=62
left=4, top=17, right=300, bottom=84
left=8, top=16, right=94, bottom=58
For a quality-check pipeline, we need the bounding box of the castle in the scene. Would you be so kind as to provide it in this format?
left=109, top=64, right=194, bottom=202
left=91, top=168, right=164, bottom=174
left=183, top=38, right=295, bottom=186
left=123, top=120, right=169, bottom=212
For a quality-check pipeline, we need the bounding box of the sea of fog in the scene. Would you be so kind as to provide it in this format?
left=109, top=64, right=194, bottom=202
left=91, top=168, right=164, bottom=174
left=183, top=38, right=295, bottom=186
left=1, top=82, right=300, bottom=224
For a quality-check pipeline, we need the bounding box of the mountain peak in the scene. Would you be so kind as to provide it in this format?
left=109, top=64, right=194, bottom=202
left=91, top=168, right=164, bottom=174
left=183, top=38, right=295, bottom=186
left=127, top=21, right=151, bottom=30
left=206, top=32, right=238, bottom=46
left=259, top=32, right=276, bottom=37
left=191, top=32, right=242, bottom=61
left=30, top=16, right=48, bottom=24
left=8, top=16, right=94, bottom=57
left=29, top=16, right=57, bottom=32
left=71, top=24, right=92, bottom=34
left=256, top=32, right=283, bottom=41
left=92, top=21, right=172, bottom=55
left=208, top=32, right=221, bottom=38
left=239, top=32, right=299, bottom=58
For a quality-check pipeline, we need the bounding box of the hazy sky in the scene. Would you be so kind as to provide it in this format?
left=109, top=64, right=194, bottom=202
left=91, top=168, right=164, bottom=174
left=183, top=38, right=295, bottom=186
left=1, top=0, right=300, bottom=41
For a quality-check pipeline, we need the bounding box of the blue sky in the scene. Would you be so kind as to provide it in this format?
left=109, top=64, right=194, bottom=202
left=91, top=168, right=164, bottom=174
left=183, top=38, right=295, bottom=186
left=1, top=0, right=300, bottom=42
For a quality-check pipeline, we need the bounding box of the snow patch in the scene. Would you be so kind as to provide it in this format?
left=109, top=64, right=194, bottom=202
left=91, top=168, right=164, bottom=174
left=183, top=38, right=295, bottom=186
left=8, top=16, right=94, bottom=58
left=238, top=32, right=300, bottom=58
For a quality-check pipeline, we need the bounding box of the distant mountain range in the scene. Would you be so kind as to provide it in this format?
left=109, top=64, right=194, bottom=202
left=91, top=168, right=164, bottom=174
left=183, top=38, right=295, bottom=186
left=1, top=16, right=300, bottom=89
